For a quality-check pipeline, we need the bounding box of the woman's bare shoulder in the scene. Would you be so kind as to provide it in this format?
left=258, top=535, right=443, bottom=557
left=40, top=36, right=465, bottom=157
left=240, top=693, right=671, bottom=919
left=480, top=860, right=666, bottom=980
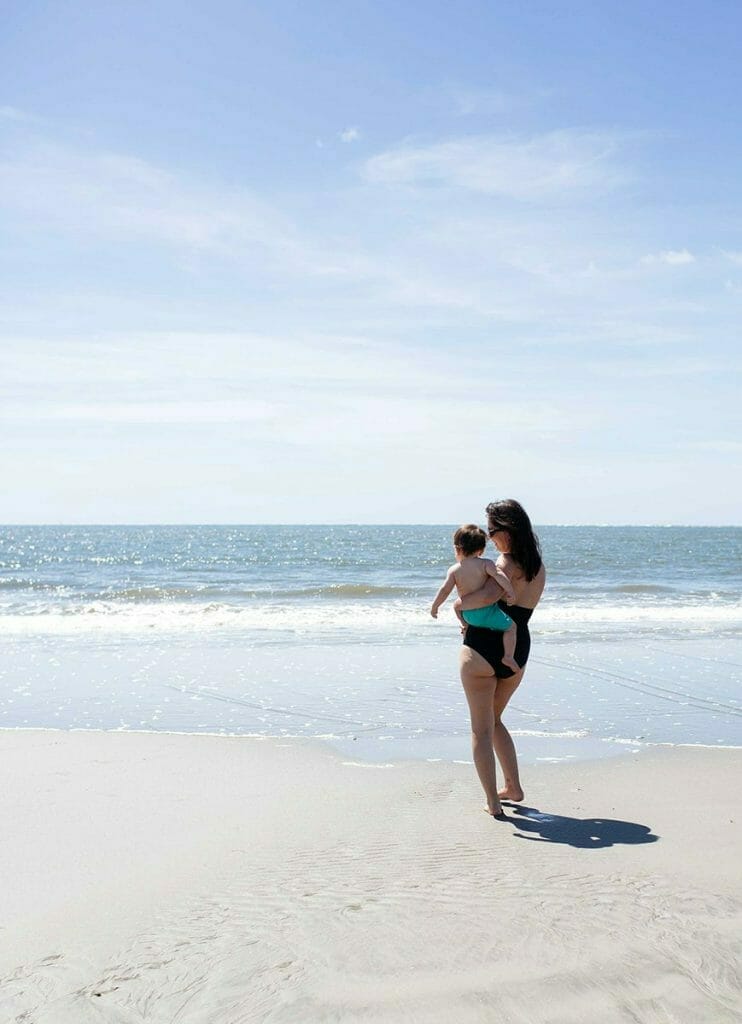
left=497, top=557, right=521, bottom=581
left=501, top=558, right=546, bottom=606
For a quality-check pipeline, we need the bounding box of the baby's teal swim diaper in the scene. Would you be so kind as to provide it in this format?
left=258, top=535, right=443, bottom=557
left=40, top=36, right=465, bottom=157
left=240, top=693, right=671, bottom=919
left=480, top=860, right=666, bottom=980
left=462, top=604, right=513, bottom=631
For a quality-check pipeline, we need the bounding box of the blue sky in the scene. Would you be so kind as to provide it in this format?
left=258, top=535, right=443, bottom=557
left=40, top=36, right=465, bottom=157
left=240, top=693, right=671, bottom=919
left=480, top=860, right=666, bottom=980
left=1, top=1, right=740, bottom=524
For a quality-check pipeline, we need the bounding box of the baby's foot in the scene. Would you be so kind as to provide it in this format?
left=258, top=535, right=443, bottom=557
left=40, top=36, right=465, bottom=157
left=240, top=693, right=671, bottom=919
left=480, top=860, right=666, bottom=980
left=501, top=655, right=519, bottom=672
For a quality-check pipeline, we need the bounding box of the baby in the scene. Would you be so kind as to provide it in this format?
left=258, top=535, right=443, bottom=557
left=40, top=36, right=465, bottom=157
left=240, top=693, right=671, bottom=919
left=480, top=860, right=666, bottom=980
left=430, top=523, right=519, bottom=672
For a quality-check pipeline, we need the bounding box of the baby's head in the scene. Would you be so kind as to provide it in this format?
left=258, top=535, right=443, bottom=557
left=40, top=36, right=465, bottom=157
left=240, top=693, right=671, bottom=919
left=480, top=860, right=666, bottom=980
left=453, top=524, right=487, bottom=561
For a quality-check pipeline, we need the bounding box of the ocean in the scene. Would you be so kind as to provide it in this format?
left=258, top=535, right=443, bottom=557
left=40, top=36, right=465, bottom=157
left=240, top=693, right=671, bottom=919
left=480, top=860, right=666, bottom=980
left=1, top=525, right=741, bottom=763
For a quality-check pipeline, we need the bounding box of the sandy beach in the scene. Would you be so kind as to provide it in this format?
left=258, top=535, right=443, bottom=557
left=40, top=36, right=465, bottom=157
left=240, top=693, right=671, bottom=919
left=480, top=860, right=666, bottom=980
left=2, top=730, right=740, bottom=1023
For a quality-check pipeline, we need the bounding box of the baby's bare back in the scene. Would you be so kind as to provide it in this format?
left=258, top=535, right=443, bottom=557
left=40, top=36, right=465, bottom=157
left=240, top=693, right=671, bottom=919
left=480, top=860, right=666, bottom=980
left=453, top=558, right=490, bottom=597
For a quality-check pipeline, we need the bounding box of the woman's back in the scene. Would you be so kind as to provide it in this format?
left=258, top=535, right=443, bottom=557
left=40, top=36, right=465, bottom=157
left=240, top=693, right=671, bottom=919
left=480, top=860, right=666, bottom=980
left=499, top=554, right=546, bottom=609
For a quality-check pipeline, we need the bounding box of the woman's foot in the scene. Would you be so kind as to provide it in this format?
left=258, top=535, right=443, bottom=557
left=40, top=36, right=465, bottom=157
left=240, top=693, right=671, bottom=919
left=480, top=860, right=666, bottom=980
left=498, top=785, right=524, bottom=802
left=501, top=655, right=519, bottom=672
left=484, top=800, right=505, bottom=817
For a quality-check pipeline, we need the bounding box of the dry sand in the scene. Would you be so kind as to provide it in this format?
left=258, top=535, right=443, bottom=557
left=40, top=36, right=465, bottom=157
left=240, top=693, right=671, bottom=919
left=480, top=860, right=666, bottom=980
left=1, top=730, right=740, bottom=1023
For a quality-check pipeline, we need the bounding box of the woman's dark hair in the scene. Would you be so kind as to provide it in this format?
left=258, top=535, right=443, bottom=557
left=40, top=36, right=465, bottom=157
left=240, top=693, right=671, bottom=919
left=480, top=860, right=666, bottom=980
left=485, top=499, right=542, bottom=582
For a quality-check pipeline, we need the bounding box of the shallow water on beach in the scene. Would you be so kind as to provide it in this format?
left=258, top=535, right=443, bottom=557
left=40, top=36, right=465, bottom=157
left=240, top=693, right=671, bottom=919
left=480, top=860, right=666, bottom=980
left=1, top=525, right=741, bottom=762
left=2, top=632, right=740, bottom=764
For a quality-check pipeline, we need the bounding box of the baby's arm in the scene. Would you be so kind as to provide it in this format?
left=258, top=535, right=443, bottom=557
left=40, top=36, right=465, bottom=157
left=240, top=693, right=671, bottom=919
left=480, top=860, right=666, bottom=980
left=484, top=560, right=515, bottom=604
left=431, top=566, right=457, bottom=618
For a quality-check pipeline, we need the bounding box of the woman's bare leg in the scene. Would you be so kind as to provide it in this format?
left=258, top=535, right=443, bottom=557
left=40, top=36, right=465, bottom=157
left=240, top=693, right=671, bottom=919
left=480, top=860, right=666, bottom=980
left=492, top=670, right=525, bottom=801
left=459, top=646, right=502, bottom=816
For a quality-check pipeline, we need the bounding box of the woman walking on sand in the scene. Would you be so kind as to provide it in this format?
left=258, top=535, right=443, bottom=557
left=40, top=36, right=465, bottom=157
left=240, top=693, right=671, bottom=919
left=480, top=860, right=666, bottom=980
left=456, top=499, right=546, bottom=817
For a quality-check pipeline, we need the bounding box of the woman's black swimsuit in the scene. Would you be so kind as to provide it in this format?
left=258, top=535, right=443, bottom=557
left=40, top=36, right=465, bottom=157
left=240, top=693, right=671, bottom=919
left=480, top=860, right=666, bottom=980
left=462, top=601, right=534, bottom=677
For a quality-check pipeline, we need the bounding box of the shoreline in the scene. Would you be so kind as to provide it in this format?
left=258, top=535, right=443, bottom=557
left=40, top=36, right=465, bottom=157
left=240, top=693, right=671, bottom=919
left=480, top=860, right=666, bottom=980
left=3, top=722, right=741, bottom=767
left=2, top=729, right=741, bottom=1022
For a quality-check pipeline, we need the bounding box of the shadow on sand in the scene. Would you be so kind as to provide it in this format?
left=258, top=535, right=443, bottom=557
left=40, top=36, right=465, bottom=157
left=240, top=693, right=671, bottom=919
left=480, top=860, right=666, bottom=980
left=499, top=803, right=659, bottom=849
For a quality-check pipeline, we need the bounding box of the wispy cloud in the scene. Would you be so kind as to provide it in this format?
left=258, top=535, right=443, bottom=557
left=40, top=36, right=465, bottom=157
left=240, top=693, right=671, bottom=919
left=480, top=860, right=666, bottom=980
left=640, top=249, right=695, bottom=265
left=0, top=142, right=279, bottom=251
left=451, top=88, right=514, bottom=116
left=0, top=105, right=37, bottom=122
left=448, top=85, right=552, bottom=117
left=0, top=141, right=369, bottom=279
left=362, top=130, right=628, bottom=200
left=0, top=130, right=733, bottom=362
left=339, top=126, right=360, bottom=142
left=0, top=399, right=279, bottom=423
left=0, top=330, right=584, bottom=448
left=684, top=439, right=742, bottom=454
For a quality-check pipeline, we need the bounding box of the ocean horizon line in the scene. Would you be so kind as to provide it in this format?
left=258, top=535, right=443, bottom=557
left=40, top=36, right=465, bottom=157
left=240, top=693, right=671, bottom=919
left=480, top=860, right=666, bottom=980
left=3, top=522, right=741, bottom=530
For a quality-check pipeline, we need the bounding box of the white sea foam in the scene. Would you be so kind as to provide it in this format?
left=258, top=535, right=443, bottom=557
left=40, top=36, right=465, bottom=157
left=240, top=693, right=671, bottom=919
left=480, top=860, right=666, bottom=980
left=1, top=597, right=741, bottom=637
left=537, top=604, right=742, bottom=625
left=511, top=728, right=590, bottom=739
left=601, top=736, right=742, bottom=750
left=340, top=761, right=396, bottom=769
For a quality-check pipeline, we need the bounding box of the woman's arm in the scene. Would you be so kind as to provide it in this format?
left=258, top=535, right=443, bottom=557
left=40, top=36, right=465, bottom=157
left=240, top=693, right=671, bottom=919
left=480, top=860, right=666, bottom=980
left=484, top=560, right=515, bottom=603
left=456, top=576, right=504, bottom=611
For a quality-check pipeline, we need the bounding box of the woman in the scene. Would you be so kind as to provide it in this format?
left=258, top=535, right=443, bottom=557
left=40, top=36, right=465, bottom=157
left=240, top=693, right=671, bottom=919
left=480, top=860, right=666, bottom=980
left=456, top=499, right=546, bottom=817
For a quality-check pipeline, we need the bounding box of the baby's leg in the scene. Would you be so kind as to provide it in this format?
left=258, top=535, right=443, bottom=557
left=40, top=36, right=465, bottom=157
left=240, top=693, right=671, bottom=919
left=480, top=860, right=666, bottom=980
left=501, top=622, right=519, bottom=672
